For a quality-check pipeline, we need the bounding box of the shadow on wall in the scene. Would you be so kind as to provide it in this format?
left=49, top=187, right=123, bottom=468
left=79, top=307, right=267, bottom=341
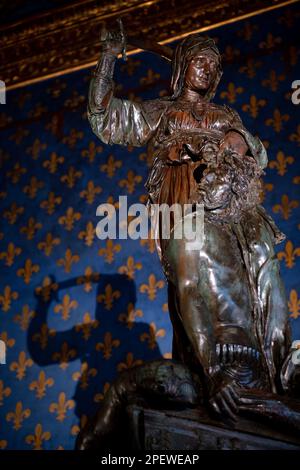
left=27, top=273, right=163, bottom=419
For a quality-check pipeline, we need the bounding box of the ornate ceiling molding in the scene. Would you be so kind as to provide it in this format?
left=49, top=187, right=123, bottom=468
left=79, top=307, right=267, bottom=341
left=1, top=0, right=298, bottom=90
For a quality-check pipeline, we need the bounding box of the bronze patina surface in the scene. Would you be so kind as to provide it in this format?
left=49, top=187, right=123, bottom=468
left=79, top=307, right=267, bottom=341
left=77, top=23, right=300, bottom=450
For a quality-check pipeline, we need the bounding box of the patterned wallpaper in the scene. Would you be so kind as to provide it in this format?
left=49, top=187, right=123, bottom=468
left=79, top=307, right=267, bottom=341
left=0, top=4, right=300, bottom=450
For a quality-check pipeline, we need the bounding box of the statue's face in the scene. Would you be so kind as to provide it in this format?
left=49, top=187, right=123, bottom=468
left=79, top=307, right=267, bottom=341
left=184, top=52, right=218, bottom=92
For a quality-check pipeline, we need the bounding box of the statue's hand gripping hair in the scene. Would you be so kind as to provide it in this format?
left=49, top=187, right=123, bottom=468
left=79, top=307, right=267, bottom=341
left=77, top=22, right=300, bottom=449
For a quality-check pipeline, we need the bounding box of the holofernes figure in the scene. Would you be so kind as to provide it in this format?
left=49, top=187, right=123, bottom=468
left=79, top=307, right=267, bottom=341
left=77, top=24, right=300, bottom=449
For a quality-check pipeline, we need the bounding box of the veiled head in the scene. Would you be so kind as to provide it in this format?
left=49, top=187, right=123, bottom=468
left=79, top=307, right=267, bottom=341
left=171, top=35, right=222, bottom=100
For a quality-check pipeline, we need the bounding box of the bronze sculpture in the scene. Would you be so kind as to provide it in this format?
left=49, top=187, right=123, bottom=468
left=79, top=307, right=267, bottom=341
left=77, top=24, right=300, bottom=450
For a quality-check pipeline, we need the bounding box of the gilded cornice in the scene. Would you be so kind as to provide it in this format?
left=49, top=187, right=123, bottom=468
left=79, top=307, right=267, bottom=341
left=0, top=0, right=299, bottom=89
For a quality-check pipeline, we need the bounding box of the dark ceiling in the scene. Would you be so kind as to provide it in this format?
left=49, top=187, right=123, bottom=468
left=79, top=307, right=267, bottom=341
left=0, top=0, right=75, bottom=24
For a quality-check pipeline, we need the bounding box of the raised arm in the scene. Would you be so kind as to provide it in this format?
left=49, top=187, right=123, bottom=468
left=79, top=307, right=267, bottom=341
left=88, top=26, right=165, bottom=147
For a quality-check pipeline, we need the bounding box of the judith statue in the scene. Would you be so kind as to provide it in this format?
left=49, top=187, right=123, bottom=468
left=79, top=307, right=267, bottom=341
left=77, top=24, right=300, bottom=449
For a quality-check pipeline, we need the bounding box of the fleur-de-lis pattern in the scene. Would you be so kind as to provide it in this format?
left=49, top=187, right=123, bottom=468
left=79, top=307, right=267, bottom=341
left=0, top=5, right=299, bottom=449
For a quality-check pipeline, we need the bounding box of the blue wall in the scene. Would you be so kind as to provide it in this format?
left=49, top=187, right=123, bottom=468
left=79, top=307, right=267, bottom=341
left=0, top=4, right=299, bottom=449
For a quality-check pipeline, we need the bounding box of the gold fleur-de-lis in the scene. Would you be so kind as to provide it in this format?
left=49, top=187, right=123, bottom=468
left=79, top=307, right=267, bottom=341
left=60, top=166, right=82, bottom=188
left=284, top=45, right=298, bottom=66
left=97, top=284, right=121, bottom=310
left=75, top=312, right=99, bottom=340
left=120, top=58, right=141, bottom=75
left=140, top=230, right=156, bottom=253
left=40, top=192, right=62, bottom=215
left=242, top=95, right=266, bottom=118
left=237, top=22, right=258, bottom=41
left=289, top=124, right=300, bottom=146
left=35, top=276, right=58, bottom=302
left=76, top=267, right=100, bottom=292
left=25, top=424, right=51, bottom=450
left=223, top=46, right=240, bottom=63
left=269, top=150, right=294, bottom=176
left=6, top=162, right=27, bottom=183
left=0, top=332, right=15, bottom=348
left=52, top=342, right=76, bottom=369
left=262, top=70, right=285, bottom=92
left=119, top=170, right=142, bottom=193
left=118, top=256, right=142, bottom=279
left=3, top=202, right=24, bottom=224
left=288, top=290, right=300, bottom=319
left=277, top=240, right=300, bottom=268
left=26, top=138, right=47, bottom=159
left=56, top=248, right=80, bottom=273
left=98, top=239, right=121, bottom=264
left=117, top=352, right=143, bottom=372
left=100, top=154, right=122, bottom=178
left=38, top=233, right=61, bottom=256
left=118, top=302, right=143, bottom=330
left=64, top=90, right=85, bottom=110
left=32, top=323, right=56, bottom=350
left=140, top=69, right=160, bottom=85
left=96, top=332, right=120, bottom=360
left=9, top=127, right=29, bottom=145
left=239, top=58, right=262, bottom=78
left=49, top=392, right=75, bottom=422
left=47, top=79, right=66, bottom=98
left=81, top=141, right=103, bottom=163
left=278, top=8, right=295, bottom=28
left=140, top=322, right=166, bottom=349
left=220, top=82, right=243, bottom=103
left=29, top=371, right=54, bottom=399
left=17, top=259, right=40, bottom=284
left=94, top=383, right=110, bottom=403
left=15, top=91, right=31, bottom=109
left=293, top=176, right=300, bottom=185
left=6, top=401, right=31, bottom=430
left=0, top=242, right=22, bottom=266
left=71, top=414, right=88, bottom=436
left=14, top=304, right=35, bottom=331
left=0, top=285, right=19, bottom=312
left=58, top=207, right=81, bottom=231
left=139, top=150, right=152, bottom=167
left=78, top=221, right=96, bottom=246
left=54, top=294, right=78, bottom=321
left=72, top=362, right=97, bottom=390
left=0, top=379, right=11, bottom=405
left=10, top=351, right=33, bottom=380
left=0, top=112, right=12, bottom=127
left=259, top=33, right=282, bottom=50
left=272, top=195, right=299, bottom=220
left=80, top=181, right=102, bottom=204
left=260, top=182, right=274, bottom=202
left=139, top=274, right=165, bottom=300
left=23, top=176, right=44, bottom=199
left=62, top=128, right=84, bottom=149
left=20, top=217, right=42, bottom=240
left=265, top=109, right=289, bottom=133
left=0, top=441, right=7, bottom=449
left=46, top=113, right=61, bottom=136
left=28, top=103, right=47, bottom=118
left=43, top=152, right=64, bottom=174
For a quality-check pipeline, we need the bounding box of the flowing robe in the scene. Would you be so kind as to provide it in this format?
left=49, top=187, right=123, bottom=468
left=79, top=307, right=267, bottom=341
left=88, top=83, right=290, bottom=393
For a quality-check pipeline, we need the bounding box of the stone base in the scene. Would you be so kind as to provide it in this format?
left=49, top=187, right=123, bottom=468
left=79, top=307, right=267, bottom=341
left=127, top=405, right=300, bottom=450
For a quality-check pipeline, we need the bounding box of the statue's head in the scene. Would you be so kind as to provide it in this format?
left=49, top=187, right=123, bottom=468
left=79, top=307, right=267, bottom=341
left=171, top=34, right=222, bottom=100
